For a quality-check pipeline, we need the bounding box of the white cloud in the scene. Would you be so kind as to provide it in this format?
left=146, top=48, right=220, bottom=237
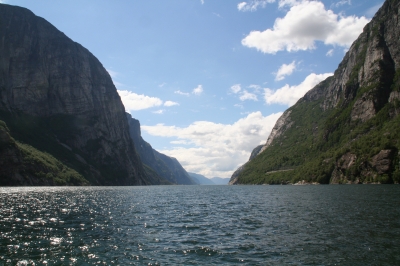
left=159, top=82, right=166, bottom=88
left=118, top=90, right=163, bottom=111
left=239, top=90, right=258, bottom=101
left=278, top=0, right=299, bottom=7
left=248, top=84, right=261, bottom=91
left=333, top=0, right=351, bottom=8
left=142, top=111, right=282, bottom=178
left=231, top=84, right=260, bottom=101
left=164, top=101, right=179, bottom=107
left=153, top=109, right=165, bottom=114
left=326, top=49, right=334, bottom=56
left=192, top=85, right=203, bottom=95
left=242, top=0, right=369, bottom=54
left=200, top=0, right=204, bottom=4
left=170, top=140, right=192, bottom=145
left=237, top=0, right=276, bottom=12
left=238, top=2, right=247, bottom=11
left=275, top=61, right=296, bottom=81
left=230, top=84, right=241, bottom=94
left=175, top=90, right=190, bottom=96
left=264, top=72, right=333, bottom=106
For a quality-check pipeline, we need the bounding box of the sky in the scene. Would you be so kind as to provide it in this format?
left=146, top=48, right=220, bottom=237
left=4, top=0, right=383, bottom=178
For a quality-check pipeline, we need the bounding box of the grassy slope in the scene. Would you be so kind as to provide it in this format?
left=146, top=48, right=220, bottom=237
left=237, top=96, right=400, bottom=185
left=0, top=120, right=89, bottom=185
left=235, top=32, right=400, bottom=184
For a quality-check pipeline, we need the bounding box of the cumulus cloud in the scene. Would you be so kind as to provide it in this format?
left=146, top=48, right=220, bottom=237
left=242, top=0, right=369, bottom=54
left=192, top=85, right=203, bottom=95
left=231, top=84, right=241, bottom=94
left=175, top=90, right=190, bottom=96
left=142, top=111, right=282, bottom=178
left=275, top=61, right=296, bottom=81
left=231, top=84, right=260, bottom=101
left=164, top=101, right=179, bottom=107
left=118, top=90, right=163, bottom=111
left=264, top=72, right=333, bottom=106
left=237, top=0, right=276, bottom=12
left=240, top=90, right=258, bottom=101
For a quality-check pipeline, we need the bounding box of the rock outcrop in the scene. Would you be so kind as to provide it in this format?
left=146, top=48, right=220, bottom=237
left=126, top=113, right=196, bottom=185
left=230, top=0, right=400, bottom=185
left=0, top=4, right=160, bottom=185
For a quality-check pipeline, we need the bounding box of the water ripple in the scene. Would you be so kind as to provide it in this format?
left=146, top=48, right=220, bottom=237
left=0, top=185, right=400, bottom=265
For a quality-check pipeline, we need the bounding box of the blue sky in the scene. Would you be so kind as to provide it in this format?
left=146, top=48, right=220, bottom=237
left=4, top=0, right=383, bottom=178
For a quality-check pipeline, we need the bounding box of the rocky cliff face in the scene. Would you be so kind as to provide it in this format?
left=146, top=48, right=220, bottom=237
left=126, top=113, right=196, bottom=185
left=231, top=0, right=400, bottom=185
left=0, top=4, right=155, bottom=185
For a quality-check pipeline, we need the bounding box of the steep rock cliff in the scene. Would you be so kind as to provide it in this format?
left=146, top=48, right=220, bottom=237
left=0, top=4, right=157, bottom=185
left=126, top=113, right=196, bottom=185
left=231, top=0, right=400, bottom=185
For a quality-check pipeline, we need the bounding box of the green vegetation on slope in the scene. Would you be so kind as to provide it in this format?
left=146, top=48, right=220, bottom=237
left=16, top=142, right=89, bottom=185
left=0, top=119, right=89, bottom=185
left=235, top=21, right=400, bottom=184
left=0, top=111, right=138, bottom=184
left=237, top=95, right=400, bottom=185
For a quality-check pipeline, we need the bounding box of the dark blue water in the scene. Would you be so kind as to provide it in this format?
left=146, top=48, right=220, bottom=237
left=1, top=185, right=399, bottom=265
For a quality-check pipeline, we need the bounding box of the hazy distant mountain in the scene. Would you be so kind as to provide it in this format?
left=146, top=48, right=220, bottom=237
left=210, top=177, right=230, bottom=185
left=230, top=0, right=400, bottom=185
left=188, top=173, right=215, bottom=185
left=127, top=114, right=196, bottom=185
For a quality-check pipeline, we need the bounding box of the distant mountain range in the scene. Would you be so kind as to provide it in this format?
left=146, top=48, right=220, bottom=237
left=0, top=4, right=194, bottom=186
left=230, top=0, right=400, bottom=185
left=189, top=173, right=229, bottom=185
left=127, top=114, right=196, bottom=185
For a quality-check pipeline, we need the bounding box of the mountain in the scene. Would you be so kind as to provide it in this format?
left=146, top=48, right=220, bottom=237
left=127, top=114, right=196, bottom=185
left=0, top=4, right=168, bottom=185
left=210, top=177, right=230, bottom=185
left=188, top=173, right=230, bottom=185
left=230, top=0, right=400, bottom=185
left=188, top=172, right=215, bottom=185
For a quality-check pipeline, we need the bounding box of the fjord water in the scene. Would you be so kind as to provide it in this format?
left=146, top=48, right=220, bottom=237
left=1, top=185, right=399, bottom=265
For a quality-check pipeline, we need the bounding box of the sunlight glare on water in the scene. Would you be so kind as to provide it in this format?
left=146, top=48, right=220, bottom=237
left=0, top=185, right=400, bottom=265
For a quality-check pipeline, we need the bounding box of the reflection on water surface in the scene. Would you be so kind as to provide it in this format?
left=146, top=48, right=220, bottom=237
left=1, top=185, right=400, bottom=265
